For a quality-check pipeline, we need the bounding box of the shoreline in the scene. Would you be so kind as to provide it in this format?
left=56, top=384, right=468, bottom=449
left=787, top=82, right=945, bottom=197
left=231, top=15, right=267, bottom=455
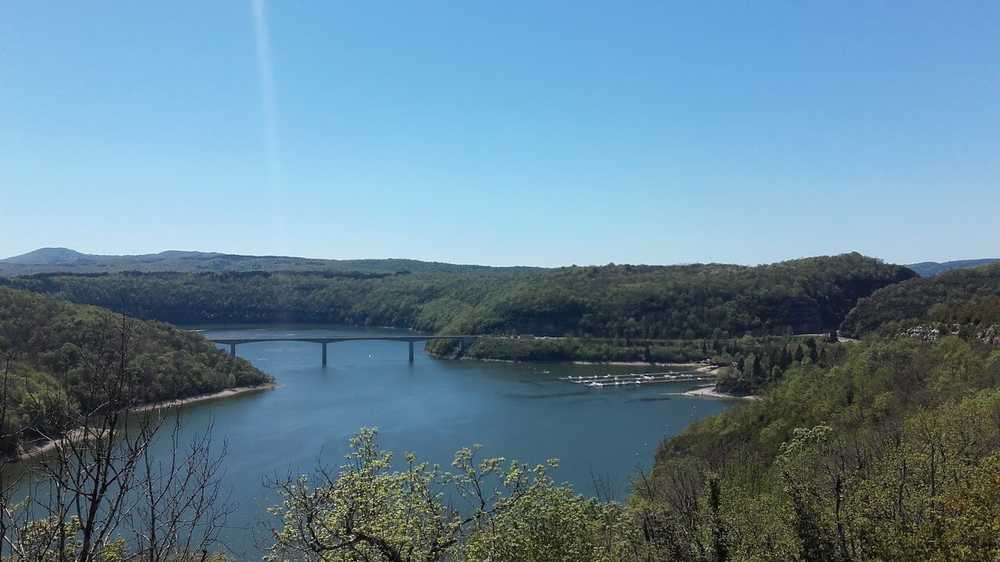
left=131, top=383, right=279, bottom=412
left=10, top=383, right=279, bottom=463
left=571, top=360, right=708, bottom=368
left=13, top=428, right=94, bottom=462
left=432, top=353, right=722, bottom=371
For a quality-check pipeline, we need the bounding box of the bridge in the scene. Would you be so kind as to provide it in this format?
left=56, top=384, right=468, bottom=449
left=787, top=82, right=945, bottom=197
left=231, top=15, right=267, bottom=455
left=208, top=335, right=480, bottom=366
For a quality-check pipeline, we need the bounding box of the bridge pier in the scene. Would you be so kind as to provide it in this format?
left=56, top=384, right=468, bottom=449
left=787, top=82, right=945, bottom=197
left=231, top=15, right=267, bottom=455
left=322, top=342, right=328, bottom=367
left=229, top=343, right=236, bottom=357
left=408, top=341, right=414, bottom=363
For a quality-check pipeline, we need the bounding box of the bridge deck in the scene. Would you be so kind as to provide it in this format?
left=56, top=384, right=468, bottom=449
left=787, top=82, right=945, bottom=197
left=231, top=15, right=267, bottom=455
left=210, top=335, right=479, bottom=365
left=208, top=335, right=478, bottom=345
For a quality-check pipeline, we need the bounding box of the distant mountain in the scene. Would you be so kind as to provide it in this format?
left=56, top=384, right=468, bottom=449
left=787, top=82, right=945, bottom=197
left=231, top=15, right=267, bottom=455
left=3, top=247, right=92, bottom=265
left=0, top=248, right=538, bottom=276
left=906, top=258, right=1000, bottom=277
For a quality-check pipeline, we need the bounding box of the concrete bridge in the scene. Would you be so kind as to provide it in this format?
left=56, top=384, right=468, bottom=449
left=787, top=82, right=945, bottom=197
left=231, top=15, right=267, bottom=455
left=208, top=335, right=479, bottom=366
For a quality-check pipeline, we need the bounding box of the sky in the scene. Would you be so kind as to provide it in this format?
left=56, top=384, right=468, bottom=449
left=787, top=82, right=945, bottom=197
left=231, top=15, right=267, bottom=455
left=2, top=1, right=998, bottom=267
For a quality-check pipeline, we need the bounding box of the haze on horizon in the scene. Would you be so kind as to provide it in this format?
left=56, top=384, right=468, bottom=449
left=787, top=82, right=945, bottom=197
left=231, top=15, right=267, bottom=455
left=2, top=2, right=998, bottom=267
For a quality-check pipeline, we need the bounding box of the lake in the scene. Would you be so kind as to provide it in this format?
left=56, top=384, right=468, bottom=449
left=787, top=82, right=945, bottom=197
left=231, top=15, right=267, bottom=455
left=29, top=324, right=734, bottom=558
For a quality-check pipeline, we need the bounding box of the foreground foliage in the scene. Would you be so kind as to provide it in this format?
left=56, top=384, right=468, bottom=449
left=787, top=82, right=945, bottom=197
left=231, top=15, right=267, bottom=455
left=266, top=428, right=633, bottom=562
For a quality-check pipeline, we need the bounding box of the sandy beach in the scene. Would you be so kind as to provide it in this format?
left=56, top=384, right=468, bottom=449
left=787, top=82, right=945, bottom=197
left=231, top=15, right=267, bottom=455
left=694, top=364, right=726, bottom=375
left=681, top=384, right=759, bottom=400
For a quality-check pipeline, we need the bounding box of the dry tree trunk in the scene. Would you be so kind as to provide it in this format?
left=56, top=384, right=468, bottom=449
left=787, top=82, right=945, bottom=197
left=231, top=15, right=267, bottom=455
left=0, top=312, right=232, bottom=561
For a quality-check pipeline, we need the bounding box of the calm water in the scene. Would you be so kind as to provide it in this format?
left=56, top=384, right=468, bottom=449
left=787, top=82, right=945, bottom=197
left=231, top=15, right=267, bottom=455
left=26, top=325, right=733, bottom=558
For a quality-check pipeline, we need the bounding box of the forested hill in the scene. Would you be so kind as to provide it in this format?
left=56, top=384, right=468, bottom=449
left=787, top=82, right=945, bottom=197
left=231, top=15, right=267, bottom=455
left=640, top=332, right=1000, bottom=560
left=5, top=253, right=913, bottom=340
left=0, top=286, right=272, bottom=455
left=840, top=262, right=1000, bottom=337
left=0, top=247, right=538, bottom=276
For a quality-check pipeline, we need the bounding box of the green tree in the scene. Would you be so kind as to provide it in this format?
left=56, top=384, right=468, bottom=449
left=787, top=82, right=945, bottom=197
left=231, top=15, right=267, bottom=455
left=267, top=429, right=634, bottom=562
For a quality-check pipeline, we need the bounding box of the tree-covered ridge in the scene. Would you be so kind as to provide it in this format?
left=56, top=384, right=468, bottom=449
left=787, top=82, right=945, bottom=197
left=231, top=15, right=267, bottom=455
left=6, top=253, right=912, bottom=341
left=0, top=286, right=272, bottom=455
left=638, top=335, right=1000, bottom=561
left=444, top=253, right=913, bottom=338
left=840, top=262, right=1000, bottom=338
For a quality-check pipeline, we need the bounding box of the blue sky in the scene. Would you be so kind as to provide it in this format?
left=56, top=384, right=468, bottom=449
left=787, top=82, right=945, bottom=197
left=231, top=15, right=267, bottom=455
left=2, top=1, right=998, bottom=266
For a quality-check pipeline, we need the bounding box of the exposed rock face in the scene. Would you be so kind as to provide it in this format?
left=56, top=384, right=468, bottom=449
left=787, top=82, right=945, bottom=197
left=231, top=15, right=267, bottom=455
left=978, top=323, right=1000, bottom=346
left=901, top=323, right=1000, bottom=346
left=901, top=325, right=942, bottom=342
